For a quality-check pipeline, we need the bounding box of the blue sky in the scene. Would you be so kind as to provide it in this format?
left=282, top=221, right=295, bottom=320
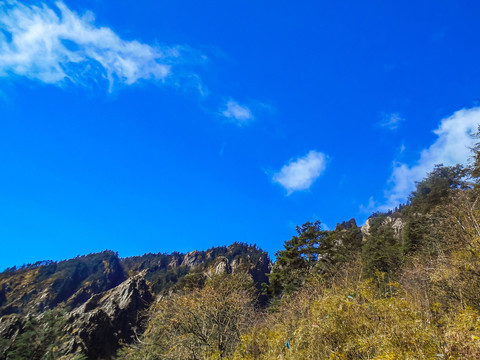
left=1, top=0, right=480, bottom=269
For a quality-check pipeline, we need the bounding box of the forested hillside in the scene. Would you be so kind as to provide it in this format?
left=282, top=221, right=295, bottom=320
left=3, top=134, right=480, bottom=359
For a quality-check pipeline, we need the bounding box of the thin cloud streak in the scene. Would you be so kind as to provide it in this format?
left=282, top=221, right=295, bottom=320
left=273, top=150, right=327, bottom=195
left=378, top=112, right=404, bottom=130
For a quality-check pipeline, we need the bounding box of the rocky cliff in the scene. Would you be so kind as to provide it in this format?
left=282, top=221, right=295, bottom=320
left=0, top=243, right=271, bottom=360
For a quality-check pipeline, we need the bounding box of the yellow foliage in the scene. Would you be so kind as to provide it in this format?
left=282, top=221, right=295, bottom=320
left=442, top=306, right=480, bottom=359
left=229, top=268, right=441, bottom=360
left=118, top=273, right=257, bottom=360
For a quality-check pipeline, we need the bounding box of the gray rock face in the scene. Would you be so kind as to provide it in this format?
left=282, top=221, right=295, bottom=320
left=183, top=250, right=203, bottom=268
left=389, top=217, right=404, bottom=236
left=0, top=315, right=22, bottom=340
left=361, top=216, right=404, bottom=241
left=361, top=218, right=371, bottom=240
left=62, top=272, right=153, bottom=360
left=215, top=257, right=231, bottom=275
left=0, top=314, right=23, bottom=358
left=168, top=256, right=181, bottom=269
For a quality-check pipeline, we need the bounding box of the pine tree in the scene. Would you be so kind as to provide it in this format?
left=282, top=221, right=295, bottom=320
left=267, top=221, right=329, bottom=295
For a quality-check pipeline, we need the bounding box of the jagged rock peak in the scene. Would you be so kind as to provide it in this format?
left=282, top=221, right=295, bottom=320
left=183, top=250, right=204, bottom=268
left=336, top=218, right=357, bottom=230
left=62, top=271, right=153, bottom=359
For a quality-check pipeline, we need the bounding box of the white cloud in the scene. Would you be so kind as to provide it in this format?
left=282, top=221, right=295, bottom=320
left=0, top=1, right=266, bottom=124
left=221, top=99, right=253, bottom=126
left=0, top=1, right=190, bottom=90
left=377, top=106, right=480, bottom=211
left=378, top=112, right=404, bottom=130
left=273, top=150, right=327, bottom=195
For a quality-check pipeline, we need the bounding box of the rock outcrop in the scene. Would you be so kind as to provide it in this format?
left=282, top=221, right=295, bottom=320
left=0, top=314, right=23, bottom=359
left=336, top=218, right=357, bottom=230
left=61, top=272, right=153, bottom=359
left=183, top=250, right=204, bottom=268
left=361, top=216, right=404, bottom=241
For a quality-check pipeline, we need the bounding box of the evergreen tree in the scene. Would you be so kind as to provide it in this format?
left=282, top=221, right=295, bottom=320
left=410, top=164, right=468, bottom=213
left=267, top=221, right=329, bottom=295
left=362, top=216, right=402, bottom=279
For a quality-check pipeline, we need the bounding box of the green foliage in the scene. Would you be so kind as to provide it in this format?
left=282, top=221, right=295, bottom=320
left=317, top=225, right=363, bottom=273
left=401, top=212, right=426, bottom=254
left=268, top=221, right=329, bottom=296
left=362, top=216, right=402, bottom=279
left=410, top=164, right=468, bottom=213
left=5, top=308, right=69, bottom=360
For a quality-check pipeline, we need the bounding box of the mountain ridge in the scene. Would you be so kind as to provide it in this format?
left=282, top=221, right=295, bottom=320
left=0, top=243, right=270, bottom=359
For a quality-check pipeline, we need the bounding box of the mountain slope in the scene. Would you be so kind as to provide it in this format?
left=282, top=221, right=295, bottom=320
left=0, top=243, right=270, bottom=360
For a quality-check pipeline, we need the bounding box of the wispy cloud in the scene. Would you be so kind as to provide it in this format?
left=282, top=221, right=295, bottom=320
left=272, top=150, right=327, bottom=195
left=0, top=1, right=268, bottom=125
left=378, top=112, right=404, bottom=130
left=221, top=99, right=254, bottom=126
left=0, top=1, right=199, bottom=91
left=374, top=106, right=480, bottom=211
